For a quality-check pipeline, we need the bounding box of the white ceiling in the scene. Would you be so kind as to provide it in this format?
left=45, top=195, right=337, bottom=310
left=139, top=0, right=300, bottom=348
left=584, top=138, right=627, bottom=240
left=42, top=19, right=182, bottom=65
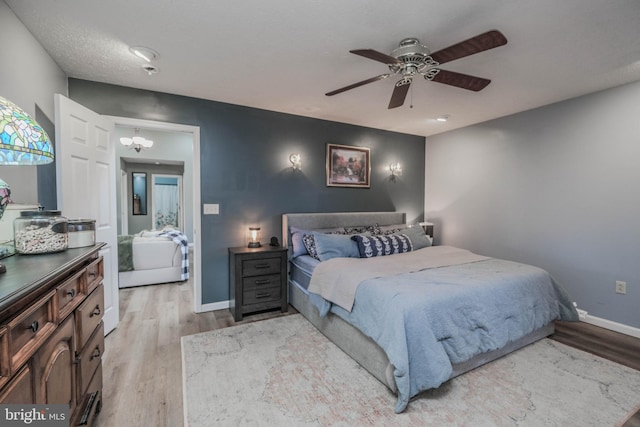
left=7, top=0, right=640, bottom=137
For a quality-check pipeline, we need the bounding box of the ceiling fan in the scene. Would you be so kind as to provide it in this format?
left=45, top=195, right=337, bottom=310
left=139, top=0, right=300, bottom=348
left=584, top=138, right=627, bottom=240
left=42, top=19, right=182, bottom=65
left=325, top=30, right=507, bottom=109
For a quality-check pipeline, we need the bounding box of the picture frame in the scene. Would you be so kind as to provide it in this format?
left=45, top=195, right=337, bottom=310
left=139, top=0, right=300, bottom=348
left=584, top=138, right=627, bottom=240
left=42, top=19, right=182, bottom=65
left=326, top=143, right=371, bottom=188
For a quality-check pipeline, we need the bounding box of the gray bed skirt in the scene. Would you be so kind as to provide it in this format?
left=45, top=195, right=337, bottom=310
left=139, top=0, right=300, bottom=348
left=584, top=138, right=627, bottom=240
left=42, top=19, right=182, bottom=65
left=282, top=212, right=555, bottom=396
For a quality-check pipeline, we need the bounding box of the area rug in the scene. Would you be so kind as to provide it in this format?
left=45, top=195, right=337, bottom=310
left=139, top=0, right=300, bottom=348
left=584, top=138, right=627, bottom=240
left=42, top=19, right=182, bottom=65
left=181, top=314, right=640, bottom=426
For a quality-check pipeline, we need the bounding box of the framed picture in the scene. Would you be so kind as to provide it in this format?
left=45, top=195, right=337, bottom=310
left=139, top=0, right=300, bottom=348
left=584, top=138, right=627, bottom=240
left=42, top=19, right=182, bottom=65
left=326, top=143, right=371, bottom=188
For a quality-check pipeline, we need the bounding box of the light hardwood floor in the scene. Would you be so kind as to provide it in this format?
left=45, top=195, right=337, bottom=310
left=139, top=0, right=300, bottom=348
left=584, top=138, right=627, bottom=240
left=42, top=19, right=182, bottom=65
left=95, top=276, right=640, bottom=426
left=94, top=275, right=294, bottom=427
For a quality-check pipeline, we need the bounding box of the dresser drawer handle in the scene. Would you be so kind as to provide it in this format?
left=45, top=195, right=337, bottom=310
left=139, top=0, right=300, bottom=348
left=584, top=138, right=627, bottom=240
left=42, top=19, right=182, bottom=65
left=28, top=320, right=39, bottom=333
left=88, top=270, right=97, bottom=277
left=255, top=292, right=272, bottom=299
left=254, top=264, right=270, bottom=269
left=254, top=279, right=271, bottom=286
left=67, top=289, right=76, bottom=298
left=90, top=346, right=101, bottom=361
left=89, top=305, right=101, bottom=317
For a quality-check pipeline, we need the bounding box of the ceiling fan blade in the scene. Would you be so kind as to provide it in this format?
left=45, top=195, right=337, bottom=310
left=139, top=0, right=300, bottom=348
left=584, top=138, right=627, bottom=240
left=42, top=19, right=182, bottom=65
left=429, top=30, right=507, bottom=65
left=427, top=69, right=491, bottom=91
left=350, top=49, right=403, bottom=65
left=325, top=74, right=390, bottom=96
left=388, top=79, right=411, bottom=109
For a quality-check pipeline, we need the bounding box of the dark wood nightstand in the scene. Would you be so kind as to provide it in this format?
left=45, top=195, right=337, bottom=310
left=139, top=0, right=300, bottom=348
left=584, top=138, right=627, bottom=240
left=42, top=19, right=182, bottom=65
left=228, top=246, right=288, bottom=321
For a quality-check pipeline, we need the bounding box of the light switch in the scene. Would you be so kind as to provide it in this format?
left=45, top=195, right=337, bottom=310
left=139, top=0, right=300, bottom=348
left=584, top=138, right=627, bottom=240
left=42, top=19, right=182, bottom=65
left=203, top=204, right=219, bottom=215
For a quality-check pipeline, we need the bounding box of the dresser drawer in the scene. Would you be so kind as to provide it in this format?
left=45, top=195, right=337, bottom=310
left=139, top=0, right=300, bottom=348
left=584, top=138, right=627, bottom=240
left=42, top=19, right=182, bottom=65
left=242, top=257, right=281, bottom=277
left=242, top=274, right=281, bottom=291
left=74, top=364, right=102, bottom=427
left=84, top=257, right=103, bottom=295
left=75, top=285, right=104, bottom=352
left=7, top=289, right=57, bottom=373
left=57, top=269, right=86, bottom=320
left=77, top=322, right=104, bottom=404
left=0, top=327, right=8, bottom=386
left=243, top=285, right=281, bottom=305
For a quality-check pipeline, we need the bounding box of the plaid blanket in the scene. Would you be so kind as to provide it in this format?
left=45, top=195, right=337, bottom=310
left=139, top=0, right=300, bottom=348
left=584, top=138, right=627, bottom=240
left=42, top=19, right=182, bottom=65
left=159, top=229, right=189, bottom=281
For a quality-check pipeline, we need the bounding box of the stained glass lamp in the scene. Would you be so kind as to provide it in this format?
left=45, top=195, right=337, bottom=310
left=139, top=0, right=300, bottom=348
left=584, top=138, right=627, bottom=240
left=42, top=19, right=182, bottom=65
left=0, top=96, right=54, bottom=165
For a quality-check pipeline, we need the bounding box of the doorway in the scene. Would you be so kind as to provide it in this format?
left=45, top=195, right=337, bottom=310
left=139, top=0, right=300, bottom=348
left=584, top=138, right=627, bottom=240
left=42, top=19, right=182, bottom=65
left=109, top=116, right=203, bottom=313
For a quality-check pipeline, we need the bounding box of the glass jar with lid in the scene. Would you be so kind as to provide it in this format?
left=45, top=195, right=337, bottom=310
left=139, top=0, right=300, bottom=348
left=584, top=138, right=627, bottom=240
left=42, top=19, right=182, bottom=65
left=14, top=210, right=69, bottom=254
left=67, top=219, right=96, bottom=248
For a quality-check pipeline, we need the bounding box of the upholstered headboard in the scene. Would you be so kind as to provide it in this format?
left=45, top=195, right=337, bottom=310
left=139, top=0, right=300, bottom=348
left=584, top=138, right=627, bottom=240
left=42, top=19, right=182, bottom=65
left=282, top=211, right=406, bottom=259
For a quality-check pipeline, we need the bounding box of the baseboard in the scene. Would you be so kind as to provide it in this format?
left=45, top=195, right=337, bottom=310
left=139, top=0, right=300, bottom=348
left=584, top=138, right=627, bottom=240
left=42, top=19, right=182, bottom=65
left=581, top=314, right=640, bottom=339
left=196, top=300, right=229, bottom=313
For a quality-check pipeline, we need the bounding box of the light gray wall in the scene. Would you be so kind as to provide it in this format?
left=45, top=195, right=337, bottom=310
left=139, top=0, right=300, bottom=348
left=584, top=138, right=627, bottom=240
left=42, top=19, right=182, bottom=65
left=426, top=80, right=640, bottom=329
left=0, top=1, right=67, bottom=204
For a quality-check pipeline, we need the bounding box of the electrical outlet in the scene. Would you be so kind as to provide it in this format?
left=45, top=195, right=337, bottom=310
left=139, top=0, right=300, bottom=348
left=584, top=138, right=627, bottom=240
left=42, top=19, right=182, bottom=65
left=615, top=281, right=627, bottom=295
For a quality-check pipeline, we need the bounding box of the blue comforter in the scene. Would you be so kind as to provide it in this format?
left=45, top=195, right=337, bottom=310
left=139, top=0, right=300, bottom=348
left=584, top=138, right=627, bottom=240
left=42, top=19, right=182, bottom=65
left=311, top=257, right=578, bottom=413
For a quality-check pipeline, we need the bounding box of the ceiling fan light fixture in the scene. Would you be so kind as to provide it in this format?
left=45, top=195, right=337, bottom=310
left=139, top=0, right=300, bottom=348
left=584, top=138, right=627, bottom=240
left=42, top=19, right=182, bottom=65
left=129, top=46, right=158, bottom=62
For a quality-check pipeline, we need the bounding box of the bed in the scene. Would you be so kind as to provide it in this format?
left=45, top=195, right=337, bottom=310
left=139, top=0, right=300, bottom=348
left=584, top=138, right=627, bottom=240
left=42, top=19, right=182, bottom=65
left=118, top=228, right=189, bottom=288
left=282, top=211, right=578, bottom=413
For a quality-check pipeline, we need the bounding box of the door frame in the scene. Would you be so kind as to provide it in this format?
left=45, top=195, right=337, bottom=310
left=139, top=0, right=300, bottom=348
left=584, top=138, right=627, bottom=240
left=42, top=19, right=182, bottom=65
left=120, top=169, right=129, bottom=235
left=107, top=116, right=203, bottom=313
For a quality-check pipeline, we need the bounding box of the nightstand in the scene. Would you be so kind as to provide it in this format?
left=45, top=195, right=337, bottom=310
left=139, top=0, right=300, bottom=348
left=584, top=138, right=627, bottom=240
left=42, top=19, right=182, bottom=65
left=229, top=246, right=288, bottom=321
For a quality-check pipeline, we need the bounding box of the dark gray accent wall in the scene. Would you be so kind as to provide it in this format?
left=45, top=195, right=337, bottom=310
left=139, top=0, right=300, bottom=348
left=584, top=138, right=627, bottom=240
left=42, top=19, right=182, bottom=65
left=35, top=105, right=57, bottom=210
left=69, top=79, right=425, bottom=304
left=426, top=80, right=640, bottom=329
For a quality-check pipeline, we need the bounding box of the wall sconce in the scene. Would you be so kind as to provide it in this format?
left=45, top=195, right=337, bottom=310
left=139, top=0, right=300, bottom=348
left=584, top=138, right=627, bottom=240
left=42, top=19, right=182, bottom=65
left=289, top=153, right=301, bottom=170
left=389, top=162, right=402, bottom=177
left=120, top=128, right=154, bottom=153
left=247, top=227, right=262, bottom=248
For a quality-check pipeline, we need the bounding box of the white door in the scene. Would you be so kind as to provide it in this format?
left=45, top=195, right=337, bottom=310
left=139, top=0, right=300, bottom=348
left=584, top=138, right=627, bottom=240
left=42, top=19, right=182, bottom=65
left=55, top=94, right=119, bottom=334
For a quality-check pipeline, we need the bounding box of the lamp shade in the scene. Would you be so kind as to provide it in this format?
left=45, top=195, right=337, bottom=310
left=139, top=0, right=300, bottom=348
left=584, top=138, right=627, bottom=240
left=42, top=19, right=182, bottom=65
left=0, top=96, right=54, bottom=165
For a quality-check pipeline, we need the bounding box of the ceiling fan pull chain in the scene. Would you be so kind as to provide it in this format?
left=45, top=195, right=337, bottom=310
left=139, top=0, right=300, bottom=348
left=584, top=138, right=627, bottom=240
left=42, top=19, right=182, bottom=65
left=410, top=84, right=414, bottom=109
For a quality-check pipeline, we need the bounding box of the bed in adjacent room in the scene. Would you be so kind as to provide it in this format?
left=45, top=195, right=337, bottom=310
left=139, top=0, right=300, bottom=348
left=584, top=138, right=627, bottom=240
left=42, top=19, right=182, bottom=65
left=282, top=211, right=578, bottom=413
left=118, top=227, right=189, bottom=288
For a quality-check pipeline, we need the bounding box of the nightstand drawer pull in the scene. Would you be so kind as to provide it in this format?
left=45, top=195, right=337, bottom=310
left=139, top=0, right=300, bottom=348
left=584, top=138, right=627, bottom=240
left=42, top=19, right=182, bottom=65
left=254, top=264, right=270, bottom=269
left=255, top=292, right=272, bottom=299
left=254, top=278, right=272, bottom=286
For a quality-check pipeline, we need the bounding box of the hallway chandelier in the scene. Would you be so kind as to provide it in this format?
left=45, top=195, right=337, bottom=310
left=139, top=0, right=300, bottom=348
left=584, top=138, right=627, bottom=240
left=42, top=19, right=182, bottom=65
left=120, top=128, right=153, bottom=153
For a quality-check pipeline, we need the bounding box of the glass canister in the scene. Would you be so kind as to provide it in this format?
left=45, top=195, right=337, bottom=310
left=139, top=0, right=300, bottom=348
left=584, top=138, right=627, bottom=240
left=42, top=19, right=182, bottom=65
left=13, top=210, right=69, bottom=254
left=67, top=219, right=96, bottom=248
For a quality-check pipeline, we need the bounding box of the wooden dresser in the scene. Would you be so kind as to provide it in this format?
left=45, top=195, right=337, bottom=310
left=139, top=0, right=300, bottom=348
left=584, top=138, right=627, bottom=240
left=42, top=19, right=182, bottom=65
left=229, top=246, right=288, bottom=321
left=0, top=244, right=105, bottom=426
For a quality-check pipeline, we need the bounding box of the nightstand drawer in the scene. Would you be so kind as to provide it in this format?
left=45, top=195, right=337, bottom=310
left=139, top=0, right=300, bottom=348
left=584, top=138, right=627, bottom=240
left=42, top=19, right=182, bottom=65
left=242, top=274, right=281, bottom=291
left=242, top=258, right=281, bottom=277
left=243, top=286, right=281, bottom=305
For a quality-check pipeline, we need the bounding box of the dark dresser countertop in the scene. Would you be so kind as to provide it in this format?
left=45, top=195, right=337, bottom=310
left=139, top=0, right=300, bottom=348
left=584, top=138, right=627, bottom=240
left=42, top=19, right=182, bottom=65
left=0, top=243, right=105, bottom=314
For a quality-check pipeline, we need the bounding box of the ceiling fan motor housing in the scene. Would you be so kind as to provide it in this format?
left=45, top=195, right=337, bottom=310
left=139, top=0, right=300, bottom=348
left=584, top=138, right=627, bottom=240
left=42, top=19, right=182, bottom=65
left=391, top=38, right=439, bottom=69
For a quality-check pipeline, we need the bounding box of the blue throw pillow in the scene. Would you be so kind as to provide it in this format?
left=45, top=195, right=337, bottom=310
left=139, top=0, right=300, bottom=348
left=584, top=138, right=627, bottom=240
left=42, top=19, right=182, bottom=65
left=351, top=234, right=413, bottom=258
left=402, top=225, right=432, bottom=250
left=312, top=231, right=360, bottom=261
